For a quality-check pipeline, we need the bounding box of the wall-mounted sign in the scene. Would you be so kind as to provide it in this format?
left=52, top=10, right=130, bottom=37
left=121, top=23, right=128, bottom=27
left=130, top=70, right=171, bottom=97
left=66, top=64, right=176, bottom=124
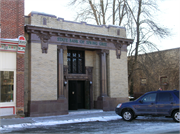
left=57, top=37, right=107, bottom=46
left=0, top=45, right=17, bottom=51
left=18, top=36, right=26, bottom=54
left=0, top=35, right=26, bottom=54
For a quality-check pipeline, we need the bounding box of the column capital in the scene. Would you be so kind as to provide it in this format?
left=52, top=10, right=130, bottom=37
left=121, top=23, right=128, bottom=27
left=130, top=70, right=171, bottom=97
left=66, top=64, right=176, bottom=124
left=57, top=45, right=67, bottom=51
left=114, top=43, right=123, bottom=59
left=97, top=49, right=109, bottom=56
left=37, top=32, right=52, bottom=53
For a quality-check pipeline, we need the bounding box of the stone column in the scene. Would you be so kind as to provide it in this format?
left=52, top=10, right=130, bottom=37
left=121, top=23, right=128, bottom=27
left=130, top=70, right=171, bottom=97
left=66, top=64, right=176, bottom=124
left=95, top=49, right=109, bottom=110
left=58, top=45, right=67, bottom=98
left=98, top=49, right=109, bottom=97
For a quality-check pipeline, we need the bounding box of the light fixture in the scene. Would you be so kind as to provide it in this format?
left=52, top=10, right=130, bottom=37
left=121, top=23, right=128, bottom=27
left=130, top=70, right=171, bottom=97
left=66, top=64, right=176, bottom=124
left=64, top=81, right=67, bottom=85
left=90, top=81, right=92, bottom=85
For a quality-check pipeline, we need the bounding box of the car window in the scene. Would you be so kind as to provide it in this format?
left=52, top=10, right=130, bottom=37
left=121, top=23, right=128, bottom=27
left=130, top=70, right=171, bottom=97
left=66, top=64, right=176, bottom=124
left=173, top=92, right=179, bottom=99
left=141, top=93, right=157, bottom=102
left=157, top=92, right=174, bottom=102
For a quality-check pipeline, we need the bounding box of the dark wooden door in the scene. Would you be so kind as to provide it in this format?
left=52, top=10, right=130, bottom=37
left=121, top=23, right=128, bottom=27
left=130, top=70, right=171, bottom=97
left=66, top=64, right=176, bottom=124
left=68, top=81, right=85, bottom=110
left=69, top=81, right=77, bottom=110
left=77, top=81, right=85, bottom=109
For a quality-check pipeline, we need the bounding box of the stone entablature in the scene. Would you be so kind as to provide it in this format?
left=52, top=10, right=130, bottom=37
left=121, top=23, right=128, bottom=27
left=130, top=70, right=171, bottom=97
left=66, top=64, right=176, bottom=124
left=26, top=11, right=127, bottom=38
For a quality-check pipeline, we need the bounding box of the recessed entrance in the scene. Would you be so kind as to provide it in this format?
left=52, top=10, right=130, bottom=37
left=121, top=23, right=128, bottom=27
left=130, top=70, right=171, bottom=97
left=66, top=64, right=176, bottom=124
left=68, top=81, right=90, bottom=110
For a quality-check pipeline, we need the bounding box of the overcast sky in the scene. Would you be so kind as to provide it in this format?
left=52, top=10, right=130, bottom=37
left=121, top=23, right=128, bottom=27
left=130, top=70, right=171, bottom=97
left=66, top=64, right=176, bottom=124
left=25, top=0, right=180, bottom=51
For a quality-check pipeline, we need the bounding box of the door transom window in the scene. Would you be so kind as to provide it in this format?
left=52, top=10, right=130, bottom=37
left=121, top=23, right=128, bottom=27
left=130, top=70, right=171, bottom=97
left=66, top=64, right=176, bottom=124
left=67, top=50, right=85, bottom=74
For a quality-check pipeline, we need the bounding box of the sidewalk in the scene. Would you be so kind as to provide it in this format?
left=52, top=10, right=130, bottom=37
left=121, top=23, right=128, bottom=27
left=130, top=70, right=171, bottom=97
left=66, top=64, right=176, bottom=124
left=0, top=110, right=121, bottom=129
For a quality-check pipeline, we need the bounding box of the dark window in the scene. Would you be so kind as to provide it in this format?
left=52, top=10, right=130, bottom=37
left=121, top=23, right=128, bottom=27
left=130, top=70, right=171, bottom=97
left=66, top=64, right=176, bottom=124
left=141, top=93, right=157, bottom=102
left=173, top=92, right=179, bottom=99
left=140, top=78, right=146, bottom=85
left=157, top=92, right=174, bottom=102
left=160, top=76, right=168, bottom=85
left=43, top=18, right=46, bottom=25
left=117, top=29, right=120, bottom=35
left=67, top=50, right=85, bottom=74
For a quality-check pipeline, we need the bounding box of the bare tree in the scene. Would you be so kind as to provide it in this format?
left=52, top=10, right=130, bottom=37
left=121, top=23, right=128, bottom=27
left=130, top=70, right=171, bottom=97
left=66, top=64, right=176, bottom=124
left=68, top=0, right=170, bottom=95
left=68, top=0, right=127, bottom=26
left=124, top=0, right=170, bottom=95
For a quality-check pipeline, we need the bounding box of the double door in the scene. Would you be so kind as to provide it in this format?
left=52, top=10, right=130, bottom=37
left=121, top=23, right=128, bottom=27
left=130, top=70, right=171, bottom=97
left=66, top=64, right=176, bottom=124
left=68, top=81, right=90, bottom=110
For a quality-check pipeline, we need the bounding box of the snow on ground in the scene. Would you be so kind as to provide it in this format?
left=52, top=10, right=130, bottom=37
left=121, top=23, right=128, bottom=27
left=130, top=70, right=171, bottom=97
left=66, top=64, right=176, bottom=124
left=0, top=115, right=179, bottom=133
left=0, top=116, right=121, bottom=132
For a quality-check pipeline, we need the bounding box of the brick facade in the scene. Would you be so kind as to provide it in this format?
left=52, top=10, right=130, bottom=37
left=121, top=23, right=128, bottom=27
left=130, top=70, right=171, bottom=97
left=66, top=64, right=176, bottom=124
left=1, top=0, right=25, bottom=115
left=1, top=0, right=24, bottom=38
left=128, top=48, right=180, bottom=99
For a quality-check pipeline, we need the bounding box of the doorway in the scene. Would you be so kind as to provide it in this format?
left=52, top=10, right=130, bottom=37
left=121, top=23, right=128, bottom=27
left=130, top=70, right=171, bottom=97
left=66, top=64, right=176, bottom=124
left=68, top=81, right=90, bottom=110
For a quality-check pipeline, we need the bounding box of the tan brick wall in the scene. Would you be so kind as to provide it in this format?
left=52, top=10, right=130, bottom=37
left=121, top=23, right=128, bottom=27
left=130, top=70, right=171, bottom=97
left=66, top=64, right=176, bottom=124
left=64, top=50, right=67, bottom=65
left=108, top=50, right=128, bottom=98
left=85, top=50, right=94, bottom=66
left=31, top=43, right=57, bottom=101
left=28, top=14, right=126, bottom=38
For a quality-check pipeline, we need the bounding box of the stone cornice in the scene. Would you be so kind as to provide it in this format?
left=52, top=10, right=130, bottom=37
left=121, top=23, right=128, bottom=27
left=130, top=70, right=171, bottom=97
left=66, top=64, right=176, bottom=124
left=25, top=25, right=134, bottom=46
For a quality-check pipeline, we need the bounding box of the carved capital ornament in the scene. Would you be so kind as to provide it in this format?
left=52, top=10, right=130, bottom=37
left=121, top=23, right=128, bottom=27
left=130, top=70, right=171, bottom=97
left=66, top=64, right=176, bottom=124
left=37, top=32, right=52, bottom=53
left=114, top=43, right=123, bottom=59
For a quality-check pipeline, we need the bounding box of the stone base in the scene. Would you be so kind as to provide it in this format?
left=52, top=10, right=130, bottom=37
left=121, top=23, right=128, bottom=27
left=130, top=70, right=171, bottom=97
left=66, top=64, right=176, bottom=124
left=28, top=98, right=68, bottom=117
left=94, top=96, right=129, bottom=111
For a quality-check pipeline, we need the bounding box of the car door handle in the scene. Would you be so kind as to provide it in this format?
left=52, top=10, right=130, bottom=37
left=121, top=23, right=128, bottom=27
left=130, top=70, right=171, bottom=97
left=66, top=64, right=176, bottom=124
left=171, top=102, right=174, bottom=104
left=151, top=103, right=154, bottom=105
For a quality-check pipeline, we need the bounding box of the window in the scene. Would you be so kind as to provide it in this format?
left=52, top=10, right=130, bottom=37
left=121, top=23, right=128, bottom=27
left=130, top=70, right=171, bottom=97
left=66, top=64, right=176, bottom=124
left=157, top=92, right=174, bottom=102
left=141, top=93, right=157, bottom=102
left=67, top=50, right=85, bottom=74
left=140, top=78, right=146, bottom=85
left=0, top=71, right=14, bottom=102
left=117, top=29, right=120, bottom=35
left=160, top=76, right=168, bottom=85
left=43, top=18, right=46, bottom=25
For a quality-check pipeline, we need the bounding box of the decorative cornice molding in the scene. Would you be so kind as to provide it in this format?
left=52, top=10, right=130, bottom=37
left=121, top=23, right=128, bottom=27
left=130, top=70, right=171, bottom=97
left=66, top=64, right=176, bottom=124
left=25, top=25, right=134, bottom=45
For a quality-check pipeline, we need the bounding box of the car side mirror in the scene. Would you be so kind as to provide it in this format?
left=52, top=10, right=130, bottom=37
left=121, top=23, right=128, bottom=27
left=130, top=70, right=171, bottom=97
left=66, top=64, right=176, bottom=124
left=139, top=100, right=143, bottom=103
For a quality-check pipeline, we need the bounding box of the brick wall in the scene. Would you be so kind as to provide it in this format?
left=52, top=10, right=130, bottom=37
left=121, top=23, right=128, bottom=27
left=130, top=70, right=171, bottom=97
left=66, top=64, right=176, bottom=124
left=129, top=48, right=180, bottom=95
left=1, top=0, right=24, bottom=38
left=16, top=54, right=25, bottom=114
left=1, top=0, right=25, bottom=115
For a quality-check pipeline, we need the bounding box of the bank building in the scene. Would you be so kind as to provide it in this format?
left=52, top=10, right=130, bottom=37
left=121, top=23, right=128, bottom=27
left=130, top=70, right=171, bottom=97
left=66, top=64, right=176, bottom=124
left=0, top=9, right=133, bottom=116
left=1, top=8, right=133, bottom=117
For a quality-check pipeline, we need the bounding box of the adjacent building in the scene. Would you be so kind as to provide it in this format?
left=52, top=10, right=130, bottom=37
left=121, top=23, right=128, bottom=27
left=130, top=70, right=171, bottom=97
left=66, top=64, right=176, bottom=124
left=24, top=12, right=133, bottom=117
left=0, top=0, right=26, bottom=116
left=128, top=48, right=180, bottom=99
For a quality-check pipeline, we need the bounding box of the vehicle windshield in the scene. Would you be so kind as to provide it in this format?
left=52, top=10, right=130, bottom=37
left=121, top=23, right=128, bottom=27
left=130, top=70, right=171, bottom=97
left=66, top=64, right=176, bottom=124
left=174, top=91, right=179, bottom=99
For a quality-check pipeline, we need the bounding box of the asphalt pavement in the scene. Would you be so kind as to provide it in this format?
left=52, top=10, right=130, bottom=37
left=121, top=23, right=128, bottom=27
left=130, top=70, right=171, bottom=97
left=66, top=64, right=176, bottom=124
left=1, top=110, right=179, bottom=133
left=0, top=110, right=119, bottom=127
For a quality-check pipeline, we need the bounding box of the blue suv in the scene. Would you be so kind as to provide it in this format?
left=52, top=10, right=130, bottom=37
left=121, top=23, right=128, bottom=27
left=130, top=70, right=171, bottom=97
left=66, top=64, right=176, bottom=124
left=115, top=90, right=179, bottom=122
